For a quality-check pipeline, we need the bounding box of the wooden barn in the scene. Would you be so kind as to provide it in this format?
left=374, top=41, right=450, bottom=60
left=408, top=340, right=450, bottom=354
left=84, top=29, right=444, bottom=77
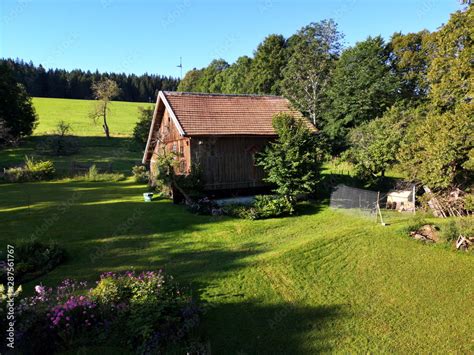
left=142, top=91, right=313, bottom=196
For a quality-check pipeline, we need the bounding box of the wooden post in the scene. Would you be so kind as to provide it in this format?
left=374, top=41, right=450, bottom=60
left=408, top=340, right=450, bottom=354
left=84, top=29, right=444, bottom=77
left=412, top=184, right=416, bottom=215
left=377, top=191, right=385, bottom=225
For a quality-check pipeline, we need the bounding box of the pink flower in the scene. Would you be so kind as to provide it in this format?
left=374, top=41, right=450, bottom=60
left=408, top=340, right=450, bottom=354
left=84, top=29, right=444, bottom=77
left=35, top=285, right=45, bottom=295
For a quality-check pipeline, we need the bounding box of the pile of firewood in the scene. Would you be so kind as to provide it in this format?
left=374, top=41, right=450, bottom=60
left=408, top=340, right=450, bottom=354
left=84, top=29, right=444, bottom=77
left=455, top=234, right=474, bottom=251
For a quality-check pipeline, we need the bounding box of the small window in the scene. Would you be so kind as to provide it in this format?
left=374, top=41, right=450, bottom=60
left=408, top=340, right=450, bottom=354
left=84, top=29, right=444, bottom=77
left=172, top=142, right=177, bottom=152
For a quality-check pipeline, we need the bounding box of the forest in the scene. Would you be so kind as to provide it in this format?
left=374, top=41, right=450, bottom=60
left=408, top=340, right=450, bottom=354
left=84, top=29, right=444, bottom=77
left=0, top=58, right=179, bottom=103
left=178, top=5, right=473, bottom=205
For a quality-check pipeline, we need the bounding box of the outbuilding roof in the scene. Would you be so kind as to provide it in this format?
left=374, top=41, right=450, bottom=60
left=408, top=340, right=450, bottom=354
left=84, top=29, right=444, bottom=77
left=161, top=91, right=314, bottom=136
left=142, top=91, right=315, bottom=163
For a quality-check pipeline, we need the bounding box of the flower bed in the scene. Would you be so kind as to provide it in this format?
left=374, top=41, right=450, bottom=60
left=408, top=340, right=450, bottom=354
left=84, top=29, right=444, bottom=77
left=3, top=271, right=201, bottom=354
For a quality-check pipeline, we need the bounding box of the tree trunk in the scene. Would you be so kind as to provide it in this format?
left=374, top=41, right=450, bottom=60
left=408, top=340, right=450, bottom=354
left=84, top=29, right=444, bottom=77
left=102, top=104, right=110, bottom=139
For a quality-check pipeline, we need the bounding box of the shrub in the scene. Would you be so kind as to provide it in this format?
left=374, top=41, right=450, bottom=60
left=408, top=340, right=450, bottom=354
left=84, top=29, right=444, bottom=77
left=440, top=220, right=459, bottom=242
left=223, top=195, right=294, bottom=220
left=0, top=240, right=66, bottom=283
left=13, top=271, right=200, bottom=354
left=25, top=156, right=55, bottom=180
left=3, top=166, right=27, bottom=182
left=254, top=195, right=294, bottom=218
left=132, top=107, right=154, bottom=145
left=401, top=214, right=428, bottom=235
left=37, top=121, right=80, bottom=156
left=4, top=156, right=55, bottom=182
left=132, top=165, right=149, bottom=184
left=91, top=271, right=200, bottom=352
left=81, top=165, right=125, bottom=182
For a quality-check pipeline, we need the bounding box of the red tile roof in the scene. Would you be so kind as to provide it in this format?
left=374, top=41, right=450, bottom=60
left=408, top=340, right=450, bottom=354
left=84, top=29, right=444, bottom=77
left=162, top=91, right=315, bottom=136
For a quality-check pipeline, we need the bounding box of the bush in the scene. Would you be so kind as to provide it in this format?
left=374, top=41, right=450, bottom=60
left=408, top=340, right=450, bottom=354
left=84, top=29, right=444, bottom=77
left=223, top=195, right=294, bottom=220
left=4, top=156, right=55, bottom=182
left=37, top=121, right=80, bottom=156
left=80, top=165, right=125, bottom=182
left=132, top=107, right=154, bottom=145
left=132, top=165, right=149, bottom=184
left=440, top=220, right=459, bottom=242
left=254, top=195, right=295, bottom=218
left=0, top=240, right=66, bottom=284
left=401, top=215, right=428, bottom=235
left=12, top=271, right=200, bottom=353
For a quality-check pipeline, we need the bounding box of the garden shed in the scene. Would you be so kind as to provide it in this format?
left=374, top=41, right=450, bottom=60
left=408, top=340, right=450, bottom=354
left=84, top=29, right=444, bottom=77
left=142, top=91, right=314, bottom=195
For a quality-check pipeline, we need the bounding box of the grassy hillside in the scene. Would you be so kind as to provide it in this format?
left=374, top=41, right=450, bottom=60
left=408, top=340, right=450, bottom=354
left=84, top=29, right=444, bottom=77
left=0, top=98, right=153, bottom=172
left=33, top=97, right=153, bottom=137
left=0, top=180, right=472, bottom=353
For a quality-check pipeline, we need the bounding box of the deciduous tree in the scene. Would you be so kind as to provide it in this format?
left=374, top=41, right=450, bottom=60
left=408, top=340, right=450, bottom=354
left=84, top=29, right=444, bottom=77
left=90, top=79, right=120, bottom=138
left=256, top=113, right=323, bottom=203
left=282, top=20, right=342, bottom=126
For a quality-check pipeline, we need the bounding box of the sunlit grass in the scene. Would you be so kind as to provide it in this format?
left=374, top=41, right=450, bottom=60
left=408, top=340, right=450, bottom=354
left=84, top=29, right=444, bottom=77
left=0, top=179, right=471, bottom=353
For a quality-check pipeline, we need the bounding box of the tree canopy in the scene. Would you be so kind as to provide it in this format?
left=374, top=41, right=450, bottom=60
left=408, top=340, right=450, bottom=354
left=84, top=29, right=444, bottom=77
left=0, top=62, right=38, bottom=145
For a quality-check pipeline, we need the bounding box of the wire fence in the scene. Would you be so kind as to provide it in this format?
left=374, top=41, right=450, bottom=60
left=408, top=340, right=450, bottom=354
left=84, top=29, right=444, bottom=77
left=329, top=184, right=388, bottom=221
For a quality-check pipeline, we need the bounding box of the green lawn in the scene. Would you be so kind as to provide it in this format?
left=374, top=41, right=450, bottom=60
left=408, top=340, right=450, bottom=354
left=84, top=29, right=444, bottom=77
left=0, top=179, right=472, bottom=353
left=0, top=98, right=151, bottom=173
left=1, top=97, right=472, bottom=353
left=33, top=97, right=153, bottom=137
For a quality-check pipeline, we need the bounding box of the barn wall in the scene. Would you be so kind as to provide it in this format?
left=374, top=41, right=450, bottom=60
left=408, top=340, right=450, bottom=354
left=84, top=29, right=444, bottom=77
left=190, top=136, right=271, bottom=190
left=150, top=109, right=191, bottom=176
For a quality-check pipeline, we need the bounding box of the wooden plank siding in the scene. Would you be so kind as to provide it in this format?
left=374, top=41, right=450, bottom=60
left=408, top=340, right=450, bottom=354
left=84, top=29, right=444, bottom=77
left=150, top=108, right=191, bottom=176
left=190, top=136, right=270, bottom=190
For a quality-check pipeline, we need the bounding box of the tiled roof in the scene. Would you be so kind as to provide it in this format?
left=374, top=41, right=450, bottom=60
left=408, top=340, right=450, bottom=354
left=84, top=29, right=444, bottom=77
left=162, top=91, right=315, bottom=136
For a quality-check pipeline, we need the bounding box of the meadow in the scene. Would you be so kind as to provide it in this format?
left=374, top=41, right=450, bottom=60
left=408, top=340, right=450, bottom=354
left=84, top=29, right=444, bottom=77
left=33, top=97, right=153, bottom=136
left=0, top=98, right=472, bottom=353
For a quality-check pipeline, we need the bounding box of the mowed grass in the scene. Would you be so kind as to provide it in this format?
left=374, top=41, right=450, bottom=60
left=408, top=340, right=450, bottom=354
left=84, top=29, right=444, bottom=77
left=0, top=98, right=152, bottom=173
left=0, top=179, right=472, bottom=353
left=33, top=97, right=153, bottom=136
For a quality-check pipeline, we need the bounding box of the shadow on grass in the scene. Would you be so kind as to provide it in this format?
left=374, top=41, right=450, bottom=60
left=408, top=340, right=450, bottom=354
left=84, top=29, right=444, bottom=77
left=0, top=135, right=143, bottom=173
left=201, top=302, right=343, bottom=353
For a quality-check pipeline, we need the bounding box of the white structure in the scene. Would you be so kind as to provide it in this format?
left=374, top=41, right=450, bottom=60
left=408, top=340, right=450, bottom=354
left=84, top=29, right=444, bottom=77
left=386, top=186, right=415, bottom=212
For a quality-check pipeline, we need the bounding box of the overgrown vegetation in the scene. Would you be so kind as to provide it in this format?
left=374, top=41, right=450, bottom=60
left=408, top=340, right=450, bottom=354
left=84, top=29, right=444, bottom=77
left=6, top=271, right=200, bottom=354
left=3, top=156, right=55, bottom=182
left=79, top=165, right=125, bottom=182
left=0, top=240, right=66, bottom=284
left=131, top=164, right=149, bottom=184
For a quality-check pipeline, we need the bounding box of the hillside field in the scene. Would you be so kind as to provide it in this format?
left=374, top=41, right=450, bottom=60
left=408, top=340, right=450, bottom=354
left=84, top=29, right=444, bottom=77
left=0, top=97, right=472, bottom=353
left=33, top=97, right=153, bottom=137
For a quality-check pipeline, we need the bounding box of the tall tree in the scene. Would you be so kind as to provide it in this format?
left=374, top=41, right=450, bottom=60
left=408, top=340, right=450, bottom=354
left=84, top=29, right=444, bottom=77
left=323, top=36, right=400, bottom=150
left=426, top=5, right=472, bottom=112
left=388, top=30, right=432, bottom=102
left=0, top=62, right=38, bottom=145
left=249, top=34, right=288, bottom=95
left=220, top=56, right=253, bottom=94
left=281, top=19, right=343, bottom=126
left=90, top=79, right=120, bottom=138
left=398, top=5, right=473, bottom=190
left=344, top=104, right=409, bottom=181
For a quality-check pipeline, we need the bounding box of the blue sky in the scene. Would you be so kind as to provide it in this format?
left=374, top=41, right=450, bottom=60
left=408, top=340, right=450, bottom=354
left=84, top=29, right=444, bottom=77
left=0, top=0, right=461, bottom=78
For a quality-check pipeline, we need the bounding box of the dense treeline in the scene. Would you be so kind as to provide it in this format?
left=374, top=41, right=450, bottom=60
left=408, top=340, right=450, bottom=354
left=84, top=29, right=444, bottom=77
left=1, top=58, right=180, bottom=103
left=179, top=5, right=473, bottom=199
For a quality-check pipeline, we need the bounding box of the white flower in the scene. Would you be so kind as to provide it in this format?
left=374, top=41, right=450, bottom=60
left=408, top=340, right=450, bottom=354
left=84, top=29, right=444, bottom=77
left=35, top=285, right=45, bottom=295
